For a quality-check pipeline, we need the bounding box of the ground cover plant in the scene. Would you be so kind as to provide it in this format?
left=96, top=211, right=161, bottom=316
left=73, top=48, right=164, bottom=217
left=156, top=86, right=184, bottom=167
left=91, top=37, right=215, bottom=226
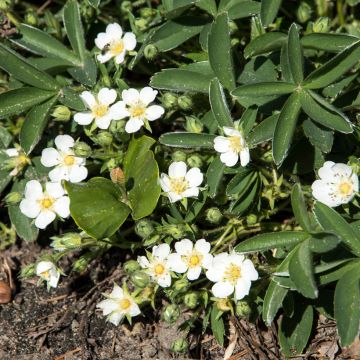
left=0, top=0, right=360, bottom=358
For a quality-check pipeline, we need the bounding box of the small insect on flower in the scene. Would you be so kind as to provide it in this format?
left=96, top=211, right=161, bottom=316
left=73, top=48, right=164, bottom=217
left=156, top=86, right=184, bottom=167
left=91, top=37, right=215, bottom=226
left=159, top=161, right=203, bottom=203
left=167, top=239, right=213, bottom=280
left=110, top=87, right=165, bottom=133
left=206, top=252, right=258, bottom=300
left=74, top=88, right=125, bottom=130
left=95, top=23, right=136, bottom=64
left=36, top=261, right=60, bottom=289
left=137, top=243, right=172, bottom=288
left=97, top=283, right=140, bottom=326
left=214, top=122, right=250, bottom=167
left=3, top=147, right=30, bottom=176
left=19, top=180, right=70, bottom=229
left=312, top=161, right=359, bottom=207
left=41, top=135, right=88, bottom=183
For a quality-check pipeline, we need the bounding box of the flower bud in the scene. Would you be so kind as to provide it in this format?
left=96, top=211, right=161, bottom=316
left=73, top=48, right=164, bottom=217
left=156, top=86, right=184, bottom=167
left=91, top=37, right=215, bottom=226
left=173, top=278, right=189, bottom=292
left=135, top=219, right=155, bottom=239
left=216, top=298, right=232, bottom=312
left=162, top=93, right=178, bottom=110
left=72, top=252, right=93, bottom=273
left=163, top=304, right=181, bottom=323
left=73, top=141, right=92, bottom=158
left=124, top=260, right=141, bottom=274
left=186, top=154, right=203, bottom=169
left=20, top=264, right=36, bottom=278
left=140, top=7, right=156, bottom=18
left=51, top=232, right=83, bottom=251
left=130, top=271, right=150, bottom=288
left=171, top=338, right=188, bottom=353
left=297, top=1, right=312, bottom=23
left=144, top=44, right=159, bottom=60
left=24, top=11, right=38, bottom=26
left=348, top=156, right=360, bottom=175
left=134, top=18, right=148, bottom=32
left=52, top=105, right=71, bottom=122
left=110, top=167, right=125, bottom=185
left=5, top=191, right=22, bottom=205
left=178, top=95, right=193, bottom=111
left=183, top=291, right=199, bottom=309
left=164, top=224, right=186, bottom=239
left=121, top=0, right=132, bottom=12
left=236, top=301, right=251, bottom=318
left=0, top=0, right=12, bottom=10
left=185, top=116, right=203, bottom=133
left=94, top=131, right=113, bottom=146
left=206, top=207, right=223, bottom=224
left=172, top=150, right=187, bottom=162
left=246, top=214, right=258, bottom=225
left=312, top=17, right=330, bottom=33
left=109, top=119, right=126, bottom=134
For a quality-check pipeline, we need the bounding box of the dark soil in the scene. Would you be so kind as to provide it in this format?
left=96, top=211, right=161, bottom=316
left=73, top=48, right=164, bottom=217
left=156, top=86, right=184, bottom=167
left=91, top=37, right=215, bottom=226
left=0, top=242, right=358, bottom=360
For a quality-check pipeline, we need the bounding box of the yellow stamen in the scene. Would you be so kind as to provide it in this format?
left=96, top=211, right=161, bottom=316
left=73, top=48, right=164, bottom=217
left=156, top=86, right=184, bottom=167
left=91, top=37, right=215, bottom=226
left=40, top=197, right=54, bottom=209
left=41, top=270, right=50, bottom=279
left=170, top=177, right=188, bottom=195
left=92, top=103, right=108, bottom=118
left=339, top=182, right=353, bottom=196
left=130, top=106, right=146, bottom=118
left=154, top=263, right=165, bottom=275
left=119, top=298, right=131, bottom=310
left=228, top=136, right=242, bottom=153
left=64, top=155, right=75, bottom=166
left=187, top=252, right=203, bottom=268
left=110, top=40, right=125, bottom=56
left=224, top=264, right=241, bottom=284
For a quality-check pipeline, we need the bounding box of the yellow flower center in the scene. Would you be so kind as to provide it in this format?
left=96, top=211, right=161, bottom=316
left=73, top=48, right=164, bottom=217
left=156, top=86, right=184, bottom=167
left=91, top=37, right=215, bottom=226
left=92, top=103, right=108, bottom=118
left=228, top=135, right=242, bottom=153
left=64, top=155, right=75, bottom=166
left=17, top=154, right=30, bottom=166
left=39, top=197, right=54, bottom=209
left=338, top=182, right=353, bottom=196
left=119, top=298, right=131, bottom=310
left=170, top=177, right=188, bottom=195
left=130, top=106, right=146, bottom=118
left=186, top=252, right=203, bottom=268
left=110, top=40, right=125, bottom=56
left=224, top=264, right=241, bottom=284
left=154, top=263, right=165, bottom=275
left=41, top=270, right=50, bottom=279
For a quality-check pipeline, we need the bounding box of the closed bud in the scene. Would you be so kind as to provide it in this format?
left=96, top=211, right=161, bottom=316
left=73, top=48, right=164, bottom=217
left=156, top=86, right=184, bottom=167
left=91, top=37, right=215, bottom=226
left=162, top=93, right=178, bottom=110
left=131, top=271, right=150, bottom=288
left=0, top=0, right=12, bottom=10
left=348, top=156, right=360, bottom=175
left=134, top=18, right=148, bottom=31
left=236, top=301, right=251, bottom=318
left=110, top=167, right=125, bottom=185
left=164, top=224, right=186, bottom=239
left=312, top=17, right=330, bottom=33
left=94, top=131, right=113, bottom=146
left=178, top=95, right=193, bottom=111
left=185, top=116, right=202, bottom=133
left=140, top=7, right=156, bottom=18
left=124, top=260, right=141, bottom=274
left=171, top=338, right=188, bottom=353
left=144, top=44, right=159, bottom=60
left=183, top=291, right=199, bottom=309
left=121, top=0, right=132, bottom=12
left=5, top=191, right=22, bottom=205
left=216, top=298, right=232, bottom=312
left=72, top=252, right=93, bottom=273
left=246, top=214, right=258, bottom=225
left=73, top=141, right=92, bottom=158
left=24, top=11, right=38, bottom=26
left=172, top=150, right=187, bottom=162
left=297, top=1, right=312, bottom=23
left=187, top=154, right=203, bottom=169
left=135, top=219, right=154, bottom=239
left=163, top=304, right=181, bottom=323
left=52, top=105, right=71, bottom=121
left=173, top=278, right=189, bottom=292
left=51, top=232, right=83, bottom=251
left=206, top=207, right=223, bottom=224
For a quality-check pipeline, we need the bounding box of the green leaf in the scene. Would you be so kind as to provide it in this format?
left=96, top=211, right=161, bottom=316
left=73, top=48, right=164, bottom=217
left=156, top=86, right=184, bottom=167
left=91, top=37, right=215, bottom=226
left=272, top=91, right=301, bottom=166
left=210, top=306, right=224, bottom=346
left=309, top=232, right=340, bottom=253
left=206, top=156, right=226, bottom=198
left=248, top=113, right=278, bottom=146
left=20, top=96, right=58, bottom=155
left=159, top=132, right=216, bottom=148
left=288, top=23, right=303, bottom=84
left=65, top=177, right=131, bottom=239
left=208, top=12, right=236, bottom=90
left=230, top=177, right=260, bottom=215
left=0, top=87, right=56, bottom=119
left=63, top=0, right=86, bottom=61
left=12, top=24, right=81, bottom=66
left=240, top=107, right=258, bottom=135
left=226, top=169, right=254, bottom=196
left=303, top=40, right=360, bottom=89
left=334, top=266, right=360, bottom=347
left=209, top=78, right=233, bottom=128
left=8, top=180, right=38, bottom=241
left=301, top=33, right=359, bottom=52
left=59, top=87, right=86, bottom=111
left=289, top=240, right=318, bottom=298
left=300, top=90, right=352, bottom=133
left=196, top=0, right=217, bottom=15
left=0, top=127, right=12, bottom=148
left=232, top=82, right=296, bottom=98
left=260, top=0, right=282, bottom=27
left=123, top=136, right=161, bottom=220
left=88, top=0, right=101, bottom=8
left=280, top=42, right=292, bottom=82
left=68, top=56, right=97, bottom=87
left=291, top=183, right=312, bottom=232
left=244, top=32, right=287, bottom=58
left=0, top=43, right=59, bottom=91
left=238, top=56, right=278, bottom=84
left=235, top=231, right=309, bottom=253
left=221, top=0, right=260, bottom=20
left=279, top=305, right=313, bottom=356
left=302, top=119, right=334, bottom=154
left=318, top=259, right=360, bottom=286
left=313, top=202, right=360, bottom=257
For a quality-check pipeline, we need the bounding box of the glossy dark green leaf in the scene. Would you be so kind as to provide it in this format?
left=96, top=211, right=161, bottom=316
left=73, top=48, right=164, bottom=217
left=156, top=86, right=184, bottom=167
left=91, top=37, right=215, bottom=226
left=159, top=132, right=216, bottom=148
left=59, top=87, right=86, bottom=111
left=123, top=136, right=161, bottom=220
left=260, top=0, right=282, bottom=27
left=301, top=33, right=359, bottom=52
left=208, top=12, right=236, bottom=90
left=0, top=43, right=59, bottom=91
left=309, top=233, right=340, bottom=253
left=68, top=56, right=97, bottom=87
left=0, top=87, right=56, bottom=119
left=238, top=56, right=278, bottom=85
left=196, top=0, right=217, bottom=15
left=244, top=32, right=287, bottom=58
left=318, top=259, right=360, bottom=286
left=291, top=183, right=312, bottom=232
left=211, top=306, right=224, bottom=346
left=230, top=177, right=260, bottom=215
left=248, top=113, right=278, bottom=146
left=0, top=127, right=12, bottom=148
left=313, top=202, right=360, bottom=257
left=280, top=42, right=292, bottom=82
left=273, top=92, right=301, bottom=166
left=0, top=152, right=12, bottom=194
left=20, top=96, right=58, bottom=155
left=334, top=266, right=360, bottom=347
left=209, top=78, right=233, bottom=128
left=302, top=119, right=334, bottom=154
left=222, top=0, right=260, bottom=20
left=288, top=23, right=303, bottom=84
left=206, top=156, right=225, bottom=198
left=232, top=82, right=296, bottom=98
left=65, top=177, right=131, bottom=239
left=241, top=107, right=258, bottom=135
left=226, top=169, right=253, bottom=196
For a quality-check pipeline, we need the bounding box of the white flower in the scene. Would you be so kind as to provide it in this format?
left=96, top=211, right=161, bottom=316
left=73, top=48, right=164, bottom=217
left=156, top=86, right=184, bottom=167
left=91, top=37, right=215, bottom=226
left=74, top=88, right=125, bottom=129
left=137, top=243, right=172, bottom=287
left=312, top=161, right=359, bottom=207
left=36, top=261, right=60, bottom=288
left=97, top=283, right=140, bottom=326
left=109, top=87, right=165, bottom=133
left=19, top=180, right=70, bottom=229
left=206, top=252, right=258, bottom=300
left=95, top=23, right=136, bottom=64
left=4, top=148, right=30, bottom=176
left=159, top=161, right=203, bottom=203
left=167, top=239, right=213, bottom=280
left=40, top=135, right=87, bottom=183
left=214, top=123, right=250, bottom=167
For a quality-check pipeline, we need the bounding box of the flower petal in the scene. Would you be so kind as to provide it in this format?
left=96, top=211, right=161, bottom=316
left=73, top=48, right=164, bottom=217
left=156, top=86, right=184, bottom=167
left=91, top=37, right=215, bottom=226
left=80, top=91, right=97, bottom=109
left=5, top=148, right=19, bottom=157
left=167, top=253, right=187, bottom=273
left=157, top=274, right=171, bottom=288
left=35, top=210, right=56, bottom=229
left=169, top=161, right=187, bottom=178
left=185, top=167, right=203, bottom=187
left=55, top=134, right=74, bottom=151
left=97, top=52, right=113, bottom=63
left=220, top=151, right=238, bottom=167
left=123, top=32, right=137, bottom=51
left=182, top=187, right=199, bottom=198
left=240, top=148, right=250, bottom=167
left=97, top=299, right=119, bottom=315
left=36, top=261, right=54, bottom=275
left=167, top=192, right=183, bottom=203
left=137, top=256, right=150, bottom=269
left=94, top=32, right=112, bottom=50
left=145, top=105, right=164, bottom=121
left=110, top=283, right=123, bottom=298
left=312, top=181, right=340, bottom=207
left=214, top=136, right=230, bottom=153
left=122, top=88, right=140, bottom=106
left=69, top=165, right=88, bottom=183
left=106, top=23, right=123, bottom=40
left=24, top=180, right=43, bottom=200
left=195, top=239, right=210, bottom=255
left=49, top=166, right=69, bottom=182
left=95, top=114, right=112, bottom=129
left=109, top=101, right=129, bottom=120
left=98, top=88, right=117, bottom=106
left=212, top=281, right=234, bottom=298
left=159, top=174, right=171, bottom=192
left=332, top=163, right=353, bottom=177
left=74, top=112, right=94, bottom=125
left=115, top=52, right=126, bottom=65
left=53, top=196, right=70, bottom=218
left=20, top=198, right=40, bottom=218
left=48, top=271, right=60, bottom=288
left=175, top=239, right=193, bottom=255
left=139, top=87, right=157, bottom=105
left=108, top=312, right=123, bottom=326
left=46, top=182, right=65, bottom=198
left=153, top=243, right=170, bottom=260
left=129, top=302, right=141, bottom=317
left=187, top=266, right=202, bottom=281
left=41, top=148, right=60, bottom=167
left=242, top=259, right=259, bottom=281
left=125, top=118, right=143, bottom=133
left=234, top=278, right=251, bottom=300
left=223, top=127, right=241, bottom=137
